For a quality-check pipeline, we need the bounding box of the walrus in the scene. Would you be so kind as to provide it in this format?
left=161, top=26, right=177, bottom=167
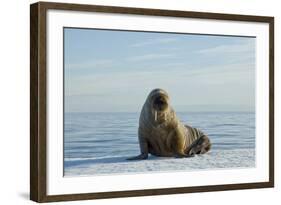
left=127, top=88, right=211, bottom=160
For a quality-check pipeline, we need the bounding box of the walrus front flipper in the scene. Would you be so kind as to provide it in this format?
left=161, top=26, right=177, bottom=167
left=126, top=153, right=148, bottom=160
left=186, top=135, right=211, bottom=155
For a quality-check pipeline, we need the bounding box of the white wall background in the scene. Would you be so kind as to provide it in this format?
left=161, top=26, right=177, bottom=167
left=0, top=0, right=279, bottom=204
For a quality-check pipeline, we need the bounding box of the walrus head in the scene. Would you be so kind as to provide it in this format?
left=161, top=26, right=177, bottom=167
left=147, top=88, right=170, bottom=122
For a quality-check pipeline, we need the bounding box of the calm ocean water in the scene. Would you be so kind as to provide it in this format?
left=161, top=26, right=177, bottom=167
left=64, top=112, right=255, bottom=164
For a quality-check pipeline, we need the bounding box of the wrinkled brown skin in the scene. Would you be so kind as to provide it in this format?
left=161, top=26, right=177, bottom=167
left=127, top=89, right=211, bottom=160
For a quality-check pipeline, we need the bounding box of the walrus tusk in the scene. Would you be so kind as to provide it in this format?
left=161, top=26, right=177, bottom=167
left=155, top=110, right=157, bottom=121
left=164, top=113, right=167, bottom=121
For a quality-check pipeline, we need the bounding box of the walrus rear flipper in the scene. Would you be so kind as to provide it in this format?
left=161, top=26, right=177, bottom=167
left=186, top=135, right=211, bottom=155
left=126, top=153, right=148, bottom=160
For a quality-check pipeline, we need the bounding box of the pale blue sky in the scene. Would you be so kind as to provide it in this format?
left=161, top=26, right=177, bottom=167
left=64, top=28, right=255, bottom=112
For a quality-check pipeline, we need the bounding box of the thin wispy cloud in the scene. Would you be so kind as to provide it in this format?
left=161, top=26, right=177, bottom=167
left=66, top=60, right=254, bottom=96
left=127, top=53, right=175, bottom=62
left=66, top=59, right=114, bottom=69
left=158, top=62, right=186, bottom=68
left=130, top=38, right=178, bottom=47
left=197, top=41, right=255, bottom=54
